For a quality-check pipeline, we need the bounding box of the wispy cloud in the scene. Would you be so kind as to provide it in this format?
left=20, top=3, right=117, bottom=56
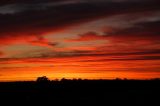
left=0, top=0, right=160, bottom=80
left=0, top=0, right=159, bottom=45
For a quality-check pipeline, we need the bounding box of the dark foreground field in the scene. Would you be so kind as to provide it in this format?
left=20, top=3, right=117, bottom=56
left=0, top=79, right=160, bottom=105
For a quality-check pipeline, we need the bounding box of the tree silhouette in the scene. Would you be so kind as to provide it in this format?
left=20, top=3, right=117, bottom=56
left=36, top=76, right=50, bottom=83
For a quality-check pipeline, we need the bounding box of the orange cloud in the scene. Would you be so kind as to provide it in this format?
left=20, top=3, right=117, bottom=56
left=0, top=51, right=3, bottom=56
left=66, top=32, right=106, bottom=42
left=0, top=55, right=160, bottom=81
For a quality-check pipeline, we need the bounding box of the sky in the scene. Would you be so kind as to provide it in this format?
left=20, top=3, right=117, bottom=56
left=0, top=0, right=160, bottom=81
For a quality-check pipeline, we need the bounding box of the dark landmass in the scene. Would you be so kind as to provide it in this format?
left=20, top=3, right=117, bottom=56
left=0, top=78, right=160, bottom=105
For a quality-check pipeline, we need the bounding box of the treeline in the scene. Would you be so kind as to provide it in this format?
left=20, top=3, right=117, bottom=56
left=36, top=76, right=160, bottom=82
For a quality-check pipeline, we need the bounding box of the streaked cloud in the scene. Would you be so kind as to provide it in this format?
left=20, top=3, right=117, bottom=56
left=0, top=0, right=160, bottom=80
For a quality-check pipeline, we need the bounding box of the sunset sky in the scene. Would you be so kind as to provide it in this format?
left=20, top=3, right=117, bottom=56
left=0, top=0, right=160, bottom=81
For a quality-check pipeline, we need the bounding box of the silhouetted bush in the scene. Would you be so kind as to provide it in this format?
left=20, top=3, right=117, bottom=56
left=115, top=78, right=122, bottom=80
left=61, top=78, right=67, bottom=81
left=36, top=76, right=50, bottom=83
